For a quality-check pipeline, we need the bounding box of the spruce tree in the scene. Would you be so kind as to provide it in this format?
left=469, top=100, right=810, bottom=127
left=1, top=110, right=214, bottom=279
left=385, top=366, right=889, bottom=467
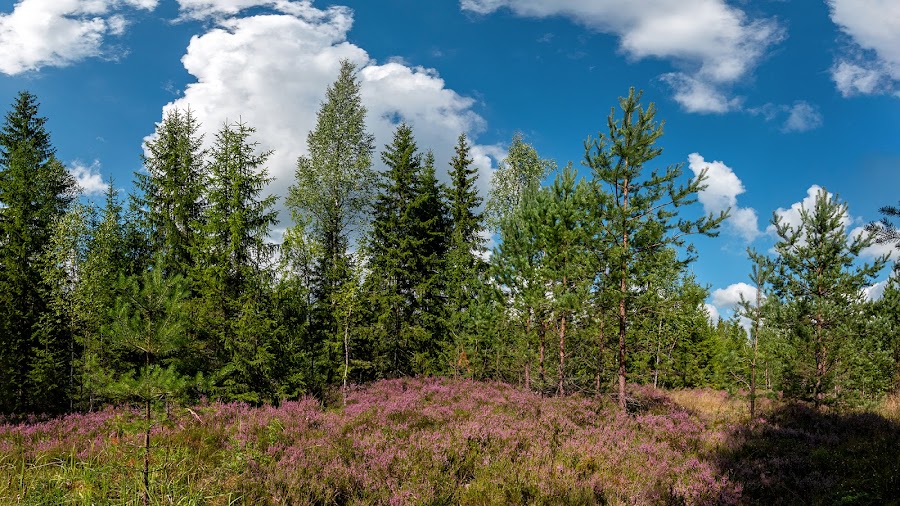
left=78, top=180, right=129, bottom=409
left=585, top=88, right=725, bottom=409
left=196, top=120, right=278, bottom=402
left=0, top=91, right=76, bottom=414
left=287, top=60, right=375, bottom=388
left=134, top=108, right=206, bottom=280
left=409, top=151, right=451, bottom=373
left=366, top=123, right=424, bottom=376
left=446, top=133, right=486, bottom=374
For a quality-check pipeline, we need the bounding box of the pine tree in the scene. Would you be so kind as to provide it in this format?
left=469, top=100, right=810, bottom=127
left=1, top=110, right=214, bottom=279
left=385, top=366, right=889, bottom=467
left=105, top=267, right=191, bottom=506
left=196, top=120, right=278, bottom=402
left=585, top=88, right=725, bottom=409
left=287, top=60, right=375, bottom=389
left=737, top=249, right=773, bottom=418
left=0, top=91, right=76, bottom=414
left=134, top=108, right=206, bottom=280
left=768, top=187, right=887, bottom=407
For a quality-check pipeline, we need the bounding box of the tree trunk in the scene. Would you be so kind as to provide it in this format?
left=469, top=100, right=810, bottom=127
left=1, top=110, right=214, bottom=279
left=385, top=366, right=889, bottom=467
left=596, top=318, right=605, bottom=396
left=618, top=176, right=630, bottom=410
left=342, top=304, right=352, bottom=406
left=750, top=286, right=762, bottom=418
left=557, top=313, right=566, bottom=396
left=538, top=318, right=546, bottom=385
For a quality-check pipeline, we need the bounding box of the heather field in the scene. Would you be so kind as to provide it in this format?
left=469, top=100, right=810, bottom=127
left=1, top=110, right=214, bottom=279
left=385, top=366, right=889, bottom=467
left=1, top=378, right=898, bottom=505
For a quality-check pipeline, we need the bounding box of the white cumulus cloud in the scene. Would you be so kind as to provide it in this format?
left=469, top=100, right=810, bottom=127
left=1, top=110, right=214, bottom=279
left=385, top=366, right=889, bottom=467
left=0, top=0, right=158, bottom=75
left=69, top=159, right=109, bottom=196
left=827, top=0, right=900, bottom=96
left=157, top=1, right=499, bottom=233
left=687, top=153, right=759, bottom=242
left=711, top=282, right=758, bottom=310
left=460, top=0, right=783, bottom=113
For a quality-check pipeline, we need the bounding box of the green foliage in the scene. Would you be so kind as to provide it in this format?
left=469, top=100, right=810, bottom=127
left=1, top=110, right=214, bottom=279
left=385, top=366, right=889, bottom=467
left=485, top=132, right=556, bottom=232
left=134, top=108, right=206, bottom=280
left=0, top=91, right=76, bottom=414
left=767, top=188, right=889, bottom=407
left=287, top=60, right=375, bottom=392
left=584, top=88, right=726, bottom=408
left=446, top=133, right=487, bottom=374
left=194, top=120, right=279, bottom=403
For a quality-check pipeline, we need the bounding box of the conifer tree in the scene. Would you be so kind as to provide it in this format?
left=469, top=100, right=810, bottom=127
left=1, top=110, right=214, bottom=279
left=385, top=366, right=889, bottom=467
left=366, top=123, right=424, bottom=376
left=737, top=249, right=773, bottom=418
left=78, top=181, right=129, bottom=409
left=0, top=91, right=76, bottom=414
left=585, top=88, right=725, bottom=409
left=409, top=151, right=451, bottom=372
left=768, top=188, right=887, bottom=407
left=105, top=267, right=191, bottom=506
left=196, top=120, right=278, bottom=402
left=446, top=133, right=486, bottom=373
left=287, top=60, right=375, bottom=388
left=134, top=108, right=206, bottom=280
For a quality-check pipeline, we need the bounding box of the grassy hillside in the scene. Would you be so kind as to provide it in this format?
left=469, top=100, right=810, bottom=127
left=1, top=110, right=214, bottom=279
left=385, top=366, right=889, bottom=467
left=1, top=378, right=898, bottom=505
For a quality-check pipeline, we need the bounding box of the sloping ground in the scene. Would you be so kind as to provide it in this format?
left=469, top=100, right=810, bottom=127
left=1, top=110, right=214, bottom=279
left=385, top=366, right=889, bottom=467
left=2, top=378, right=897, bottom=505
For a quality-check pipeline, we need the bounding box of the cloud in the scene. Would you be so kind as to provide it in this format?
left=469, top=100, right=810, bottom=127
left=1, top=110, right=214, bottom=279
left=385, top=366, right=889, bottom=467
left=782, top=102, right=823, bottom=133
left=157, top=1, right=498, bottom=236
left=748, top=101, right=823, bottom=133
left=687, top=153, right=759, bottom=241
left=460, top=0, right=783, bottom=113
left=863, top=279, right=889, bottom=301
left=69, top=160, right=109, bottom=196
left=704, top=303, right=720, bottom=323
left=711, top=282, right=758, bottom=310
left=0, top=0, right=158, bottom=75
left=827, top=0, right=900, bottom=96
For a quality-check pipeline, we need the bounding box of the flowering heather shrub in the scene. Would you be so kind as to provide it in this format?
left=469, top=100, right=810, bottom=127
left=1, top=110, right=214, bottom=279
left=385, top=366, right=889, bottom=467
left=3, top=378, right=744, bottom=504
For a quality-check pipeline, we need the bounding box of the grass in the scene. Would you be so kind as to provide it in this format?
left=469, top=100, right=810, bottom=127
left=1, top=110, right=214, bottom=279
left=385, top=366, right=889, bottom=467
left=1, top=378, right=897, bottom=505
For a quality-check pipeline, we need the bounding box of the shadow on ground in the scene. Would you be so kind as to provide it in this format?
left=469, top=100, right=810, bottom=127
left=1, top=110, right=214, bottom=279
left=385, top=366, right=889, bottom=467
left=716, top=403, right=900, bottom=505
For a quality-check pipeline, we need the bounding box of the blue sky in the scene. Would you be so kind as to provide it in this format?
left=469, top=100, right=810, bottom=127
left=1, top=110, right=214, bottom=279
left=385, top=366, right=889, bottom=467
left=1, top=0, right=898, bottom=320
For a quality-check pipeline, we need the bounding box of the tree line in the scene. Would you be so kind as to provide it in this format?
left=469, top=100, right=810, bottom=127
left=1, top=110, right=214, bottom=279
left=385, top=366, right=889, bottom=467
left=1, top=60, right=897, bottom=417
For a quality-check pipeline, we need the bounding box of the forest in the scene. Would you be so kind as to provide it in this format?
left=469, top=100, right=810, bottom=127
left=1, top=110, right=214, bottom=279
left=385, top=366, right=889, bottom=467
left=1, top=60, right=899, bottom=504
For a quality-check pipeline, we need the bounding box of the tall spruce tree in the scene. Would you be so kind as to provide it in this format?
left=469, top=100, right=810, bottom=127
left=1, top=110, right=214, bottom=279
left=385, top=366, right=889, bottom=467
left=287, top=60, right=375, bottom=388
left=585, top=88, right=725, bottom=409
left=0, top=91, right=76, bottom=414
left=768, top=188, right=887, bottom=407
left=366, top=123, right=424, bottom=376
left=196, top=120, right=278, bottom=402
left=446, top=133, right=487, bottom=375
left=409, top=151, right=451, bottom=373
left=134, top=108, right=206, bottom=280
